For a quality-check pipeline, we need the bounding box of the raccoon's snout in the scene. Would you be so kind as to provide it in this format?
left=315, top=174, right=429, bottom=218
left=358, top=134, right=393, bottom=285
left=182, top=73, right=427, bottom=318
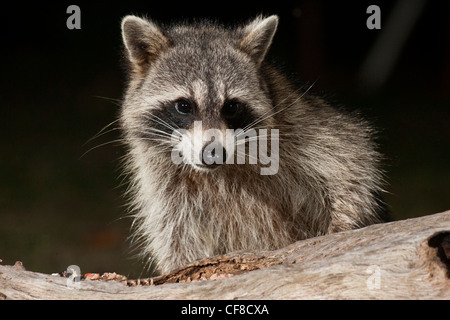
left=200, top=142, right=227, bottom=168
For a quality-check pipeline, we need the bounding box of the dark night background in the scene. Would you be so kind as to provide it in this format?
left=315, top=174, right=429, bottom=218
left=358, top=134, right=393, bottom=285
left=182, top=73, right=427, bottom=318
left=1, top=1, right=449, bottom=278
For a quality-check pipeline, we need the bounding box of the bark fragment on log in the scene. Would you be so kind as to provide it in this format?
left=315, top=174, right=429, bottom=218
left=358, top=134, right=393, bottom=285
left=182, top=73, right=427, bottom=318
left=0, top=210, right=449, bottom=300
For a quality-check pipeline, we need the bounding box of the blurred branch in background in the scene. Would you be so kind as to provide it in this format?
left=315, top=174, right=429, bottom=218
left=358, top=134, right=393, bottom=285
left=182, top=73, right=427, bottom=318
left=358, top=0, right=427, bottom=92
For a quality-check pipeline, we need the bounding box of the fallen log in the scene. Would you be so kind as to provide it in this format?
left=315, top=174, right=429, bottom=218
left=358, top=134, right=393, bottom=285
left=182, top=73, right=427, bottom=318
left=1, top=210, right=449, bottom=299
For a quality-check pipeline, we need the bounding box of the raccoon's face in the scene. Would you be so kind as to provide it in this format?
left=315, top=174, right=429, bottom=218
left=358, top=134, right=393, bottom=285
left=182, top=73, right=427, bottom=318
left=121, top=15, right=278, bottom=172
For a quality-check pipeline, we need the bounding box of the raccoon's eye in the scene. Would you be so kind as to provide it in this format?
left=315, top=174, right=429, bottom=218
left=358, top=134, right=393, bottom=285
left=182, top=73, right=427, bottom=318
left=174, top=99, right=193, bottom=115
left=222, top=99, right=241, bottom=118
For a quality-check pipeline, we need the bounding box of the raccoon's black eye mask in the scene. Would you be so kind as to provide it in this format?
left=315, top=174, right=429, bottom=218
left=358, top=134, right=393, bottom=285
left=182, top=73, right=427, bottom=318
left=221, top=99, right=259, bottom=130
left=152, top=99, right=199, bottom=134
left=141, top=97, right=261, bottom=142
left=221, top=99, right=241, bottom=118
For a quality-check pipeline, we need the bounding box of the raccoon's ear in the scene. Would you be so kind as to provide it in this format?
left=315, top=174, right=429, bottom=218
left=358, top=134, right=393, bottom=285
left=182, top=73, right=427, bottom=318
left=239, top=15, right=278, bottom=66
left=121, top=16, right=170, bottom=75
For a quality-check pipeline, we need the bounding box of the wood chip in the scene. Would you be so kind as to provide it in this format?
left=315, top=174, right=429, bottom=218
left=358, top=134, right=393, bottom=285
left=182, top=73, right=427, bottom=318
left=13, top=261, right=26, bottom=271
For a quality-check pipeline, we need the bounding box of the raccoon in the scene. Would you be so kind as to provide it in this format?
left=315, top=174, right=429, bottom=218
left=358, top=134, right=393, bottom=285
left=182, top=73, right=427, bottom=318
left=119, top=15, right=388, bottom=274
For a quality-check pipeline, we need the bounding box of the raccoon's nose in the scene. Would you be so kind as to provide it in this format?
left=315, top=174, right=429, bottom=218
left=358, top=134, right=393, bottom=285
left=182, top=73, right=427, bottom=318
left=201, top=143, right=227, bottom=167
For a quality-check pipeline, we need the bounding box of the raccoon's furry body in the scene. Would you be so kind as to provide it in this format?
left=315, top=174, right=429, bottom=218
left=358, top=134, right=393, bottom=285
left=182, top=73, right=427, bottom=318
left=120, top=15, right=388, bottom=273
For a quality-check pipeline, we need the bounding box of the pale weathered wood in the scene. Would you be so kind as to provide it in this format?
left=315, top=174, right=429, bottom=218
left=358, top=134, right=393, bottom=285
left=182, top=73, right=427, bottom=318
left=1, top=210, right=449, bottom=300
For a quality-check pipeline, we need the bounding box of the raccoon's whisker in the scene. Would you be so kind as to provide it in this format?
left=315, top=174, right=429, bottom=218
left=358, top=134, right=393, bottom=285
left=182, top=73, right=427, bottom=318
left=231, top=130, right=293, bottom=147
left=141, top=127, right=177, bottom=139
left=138, top=96, right=183, bottom=133
left=119, top=126, right=178, bottom=145
left=242, top=80, right=318, bottom=133
left=141, top=113, right=176, bottom=130
left=234, top=135, right=269, bottom=145
left=89, top=126, right=123, bottom=141
left=234, top=128, right=274, bottom=142
left=124, top=127, right=175, bottom=141
left=234, top=150, right=259, bottom=163
left=232, top=128, right=294, bottom=144
left=81, top=133, right=176, bottom=159
left=94, top=95, right=122, bottom=106
left=140, top=136, right=174, bottom=145
left=240, top=85, right=305, bottom=132
left=83, top=119, right=121, bottom=146
left=139, top=138, right=174, bottom=146
left=247, top=124, right=292, bottom=130
left=265, top=80, right=318, bottom=122
left=271, top=81, right=315, bottom=110
left=242, top=131, right=296, bottom=138
left=144, top=147, right=174, bottom=157
left=141, top=112, right=183, bottom=137
left=79, top=138, right=128, bottom=159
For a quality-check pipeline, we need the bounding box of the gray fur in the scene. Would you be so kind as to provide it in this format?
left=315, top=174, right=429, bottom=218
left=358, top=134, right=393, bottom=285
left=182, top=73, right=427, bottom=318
left=120, top=15, right=388, bottom=273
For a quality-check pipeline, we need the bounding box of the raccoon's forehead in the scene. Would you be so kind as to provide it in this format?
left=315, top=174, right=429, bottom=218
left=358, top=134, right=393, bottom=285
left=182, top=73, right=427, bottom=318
left=139, top=77, right=256, bottom=111
left=139, top=34, right=265, bottom=107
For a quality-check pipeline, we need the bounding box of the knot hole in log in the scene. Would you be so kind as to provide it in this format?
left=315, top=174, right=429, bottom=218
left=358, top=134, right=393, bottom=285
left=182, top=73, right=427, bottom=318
left=427, top=232, right=450, bottom=278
